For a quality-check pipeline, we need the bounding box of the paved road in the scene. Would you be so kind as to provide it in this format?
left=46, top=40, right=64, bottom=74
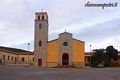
left=0, top=65, right=120, bottom=80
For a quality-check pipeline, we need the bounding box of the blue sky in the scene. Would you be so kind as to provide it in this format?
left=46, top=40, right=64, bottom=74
left=0, top=0, right=120, bottom=52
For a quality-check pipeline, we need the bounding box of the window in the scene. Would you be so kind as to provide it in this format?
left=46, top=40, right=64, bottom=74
left=39, top=24, right=42, bottom=29
left=3, top=55, right=5, bottom=60
left=15, top=57, right=17, bottom=63
left=8, top=56, right=10, bottom=60
left=11, top=56, right=13, bottom=61
left=38, top=16, right=40, bottom=20
left=39, top=41, right=42, bottom=46
left=87, top=57, right=90, bottom=62
left=22, top=57, right=25, bottom=62
left=63, top=42, right=68, bottom=46
left=42, top=15, right=44, bottom=20
left=33, top=58, right=34, bottom=61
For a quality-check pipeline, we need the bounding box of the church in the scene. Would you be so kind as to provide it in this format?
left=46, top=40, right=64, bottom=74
left=34, top=11, right=85, bottom=67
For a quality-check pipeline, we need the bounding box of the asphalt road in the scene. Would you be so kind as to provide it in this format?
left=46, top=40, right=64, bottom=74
left=0, top=65, right=120, bottom=80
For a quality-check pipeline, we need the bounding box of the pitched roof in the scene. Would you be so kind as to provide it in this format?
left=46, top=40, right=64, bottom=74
left=59, top=32, right=73, bottom=35
left=0, top=46, right=29, bottom=52
left=0, top=49, right=15, bottom=54
left=85, top=52, right=91, bottom=55
left=73, top=38, right=85, bottom=43
left=48, top=39, right=58, bottom=43
left=16, top=52, right=34, bottom=55
left=85, top=52, right=95, bottom=55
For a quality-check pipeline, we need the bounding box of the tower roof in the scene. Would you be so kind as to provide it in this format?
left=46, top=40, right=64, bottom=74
left=35, top=12, right=48, bottom=16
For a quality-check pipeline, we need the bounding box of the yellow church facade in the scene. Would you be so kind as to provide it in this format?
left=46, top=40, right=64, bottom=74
left=46, top=33, right=85, bottom=67
left=34, top=11, right=85, bottom=67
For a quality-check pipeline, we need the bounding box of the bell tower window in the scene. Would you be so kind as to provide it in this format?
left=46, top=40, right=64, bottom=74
left=42, top=15, right=44, bottom=20
left=39, top=24, right=42, bottom=29
left=38, top=16, right=40, bottom=20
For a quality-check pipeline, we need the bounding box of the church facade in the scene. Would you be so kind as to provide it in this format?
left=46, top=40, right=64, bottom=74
left=34, top=12, right=85, bottom=67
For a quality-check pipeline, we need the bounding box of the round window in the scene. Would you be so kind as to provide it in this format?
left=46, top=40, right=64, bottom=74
left=63, top=42, right=68, bottom=46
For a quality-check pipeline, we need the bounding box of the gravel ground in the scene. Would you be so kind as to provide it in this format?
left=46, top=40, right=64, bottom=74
left=0, top=65, right=120, bottom=80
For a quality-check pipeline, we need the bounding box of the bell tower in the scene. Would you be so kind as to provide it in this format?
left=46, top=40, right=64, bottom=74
left=34, top=12, right=48, bottom=67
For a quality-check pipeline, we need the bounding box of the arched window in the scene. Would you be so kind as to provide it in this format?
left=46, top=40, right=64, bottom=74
left=39, top=24, right=42, bottom=29
left=8, top=56, right=10, bottom=60
left=11, top=56, right=13, bottom=61
left=33, top=58, right=34, bottom=61
left=38, top=16, right=40, bottom=20
left=22, top=57, right=25, bottom=62
left=39, top=41, right=42, bottom=46
left=3, top=55, right=5, bottom=60
left=15, top=57, right=17, bottom=63
left=42, top=15, right=44, bottom=20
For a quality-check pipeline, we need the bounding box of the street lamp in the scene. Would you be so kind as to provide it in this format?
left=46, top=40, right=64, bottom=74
left=90, top=45, right=91, bottom=52
left=28, top=43, right=30, bottom=65
left=28, top=43, right=30, bottom=51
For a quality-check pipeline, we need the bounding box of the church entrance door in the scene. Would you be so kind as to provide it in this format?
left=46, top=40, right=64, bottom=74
left=38, top=58, right=42, bottom=66
left=62, top=53, right=69, bottom=65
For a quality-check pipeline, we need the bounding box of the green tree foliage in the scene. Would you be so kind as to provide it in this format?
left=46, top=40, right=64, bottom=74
left=105, top=45, right=118, bottom=66
left=106, top=46, right=118, bottom=61
left=91, top=45, right=118, bottom=67
left=91, top=49, right=105, bottom=67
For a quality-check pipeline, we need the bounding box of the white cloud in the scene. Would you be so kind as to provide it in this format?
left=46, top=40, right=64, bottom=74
left=0, top=22, right=6, bottom=30
left=88, top=36, right=120, bottom=51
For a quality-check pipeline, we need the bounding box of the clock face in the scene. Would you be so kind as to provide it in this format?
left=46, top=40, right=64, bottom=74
left=63, top=42, right=68, bottom=46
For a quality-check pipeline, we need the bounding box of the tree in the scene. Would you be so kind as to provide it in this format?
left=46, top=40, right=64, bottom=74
left=91, top=49, right=105, bottom=67
left=91, top=45, right=119, bottom=67
left=105, top=45, right=118, bottom=66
